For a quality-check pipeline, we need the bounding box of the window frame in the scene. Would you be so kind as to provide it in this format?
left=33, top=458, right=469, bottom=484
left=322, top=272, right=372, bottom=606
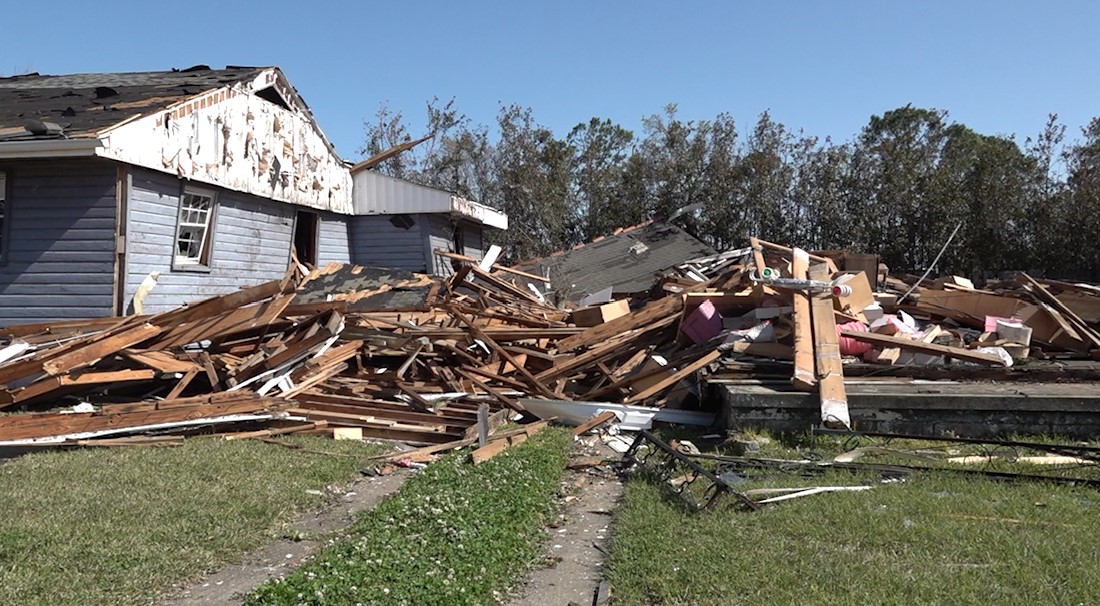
left=172, top=184, right=217, bottom=272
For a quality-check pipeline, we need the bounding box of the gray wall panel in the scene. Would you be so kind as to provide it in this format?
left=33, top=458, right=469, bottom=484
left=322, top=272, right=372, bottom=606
left=348, top=214, right=427, bottom=272
left=125, top=168, right=295, bottom=314
left=0, top=159, right=118, bottom=325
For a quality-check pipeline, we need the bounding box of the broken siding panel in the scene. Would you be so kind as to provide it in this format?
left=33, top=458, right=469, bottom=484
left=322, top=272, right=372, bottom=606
left=427, top=214, right=456, bottom=276
left=348, top=215, right=427, bottom=272
left=124, top=168, right=294, bottom=314
left=463, top=221, right=485, bottom=261
left=317, top=213, right=351, bottom=265
left=0, top=159, right=117, bottom=325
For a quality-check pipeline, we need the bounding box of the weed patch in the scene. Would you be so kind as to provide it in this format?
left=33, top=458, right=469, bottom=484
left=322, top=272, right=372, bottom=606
left=247, top=428, right=573, bottom=606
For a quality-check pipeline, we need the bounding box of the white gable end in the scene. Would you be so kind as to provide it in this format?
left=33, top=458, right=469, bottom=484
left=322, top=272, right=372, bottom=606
left=95, top=69, right=352, bottom=214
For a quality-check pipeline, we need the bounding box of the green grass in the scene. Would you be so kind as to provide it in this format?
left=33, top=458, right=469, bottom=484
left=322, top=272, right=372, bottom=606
left=609, top=433, right=1100, bottom=606
left=246, top=428, right=574, bottom=606
left=0, top=436, right=387, bottom=606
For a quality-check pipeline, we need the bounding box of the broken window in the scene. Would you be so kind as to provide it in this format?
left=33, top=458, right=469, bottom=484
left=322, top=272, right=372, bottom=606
left=173, top=187, right=215, bottom=268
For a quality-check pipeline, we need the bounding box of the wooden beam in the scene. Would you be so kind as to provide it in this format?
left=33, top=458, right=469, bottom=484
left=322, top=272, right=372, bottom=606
left=572, top=410, right=619, bottom=435
left=450, top=308, right=560, bottom=399
left=810, top=266, right=849, bottom=429
left=625, top=350, right=720, bottom=404
left=791, top=248, right=816, bottom=390
left=557, top=295, right=683, bottom=352
left=837, top=330, right=1009, bottom=366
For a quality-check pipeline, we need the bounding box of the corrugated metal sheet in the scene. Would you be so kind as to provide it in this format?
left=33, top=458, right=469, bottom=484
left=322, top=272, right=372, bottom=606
left=0, top=159, right=117, bottom=325
left=353, top=171, right=451, bottom=216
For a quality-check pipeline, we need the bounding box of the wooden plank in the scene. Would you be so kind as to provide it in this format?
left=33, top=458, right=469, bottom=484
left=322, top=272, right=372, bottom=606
left=791, top=248, right=816, bottom=390
left=1019, top=273, right=1100, bottom=350
left=163, top=368, right=200, bottom=400
left=41, top=323, right=162, bottom=377
left=395, top=382, right=439, bottom=415
left=755, top=238, right=839, bottom=273
left=557, top=295, right=683, bottom=352
left=838, top=330, right=1009, bottom=366
left=537, top=314, right=678, bottom=383
left=572, top=410, right=618, bottom=435
left=810, top=265, right=849, bottom=429
left=625, top=350, right=720, bottom=403
left=451, top=308, right=560, bottom=399
left=0, top=397, right=279, bottom=441
left=454, top=368, right=526, bottom=413
left=121, top=350, right=202, bottom=374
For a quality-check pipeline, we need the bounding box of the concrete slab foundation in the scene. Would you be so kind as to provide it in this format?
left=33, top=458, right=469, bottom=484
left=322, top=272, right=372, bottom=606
left=714, top=381, right=1100, bottom=439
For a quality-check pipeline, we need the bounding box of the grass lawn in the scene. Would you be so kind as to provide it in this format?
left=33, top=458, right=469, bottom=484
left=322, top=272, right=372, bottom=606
left=246, top=427, right=574, bottom=606
left=609, top=433, right=1100, bottom=606
left=0, top=436, right=388, bottom=606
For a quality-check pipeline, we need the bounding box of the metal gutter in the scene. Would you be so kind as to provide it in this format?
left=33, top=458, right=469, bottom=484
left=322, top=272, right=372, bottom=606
left=450, top=195, right=509, bottom=230
left=0, top=138, right=103, bottom=159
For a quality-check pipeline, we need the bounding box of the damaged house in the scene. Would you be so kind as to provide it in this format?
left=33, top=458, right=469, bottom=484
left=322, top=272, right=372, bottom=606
left=0, top=65, right=506, bottom=325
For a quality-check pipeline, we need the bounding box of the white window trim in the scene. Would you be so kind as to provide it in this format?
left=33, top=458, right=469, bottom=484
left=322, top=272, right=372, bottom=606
left=172, top=185, right=217, bottom=271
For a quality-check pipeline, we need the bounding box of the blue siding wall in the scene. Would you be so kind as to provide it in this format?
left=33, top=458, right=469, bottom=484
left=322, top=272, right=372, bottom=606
left=125, top=168, right=296, bottom=314
left=426, top=216, right=485, bottom=276
left=463, top=221, right=485, bottom=261
left=0, top=159, right=117, bottom=325
left=348, top=215, right=428, bottom=272
left=317, top=212, right=350, bottom=265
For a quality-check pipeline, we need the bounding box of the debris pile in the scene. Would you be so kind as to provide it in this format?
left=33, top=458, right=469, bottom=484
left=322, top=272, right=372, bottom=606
left=2, top=234, right=1100, bottom=455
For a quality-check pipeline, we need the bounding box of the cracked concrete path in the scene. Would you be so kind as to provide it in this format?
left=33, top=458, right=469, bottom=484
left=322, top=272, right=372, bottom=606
left=508, top=441, right=623, bottom=606
left=160, top=470, right=408, bottom=606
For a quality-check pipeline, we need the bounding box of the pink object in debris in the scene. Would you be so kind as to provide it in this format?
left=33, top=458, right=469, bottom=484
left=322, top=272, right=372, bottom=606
left=984, top=315, right=1017, bottom=333
left=681, top=299, right=724, bottom=344
left=836, top=321, right=874, bottom=355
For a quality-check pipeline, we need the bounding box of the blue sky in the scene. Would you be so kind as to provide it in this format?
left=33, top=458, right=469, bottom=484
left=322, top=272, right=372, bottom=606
left=2, top=1, right=1097, bottom=158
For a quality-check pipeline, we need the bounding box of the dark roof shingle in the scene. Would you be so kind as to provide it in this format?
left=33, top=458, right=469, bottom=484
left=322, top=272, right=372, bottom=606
left=514, top=222, right=716, bottom=302
left=0, top=66, right=265, bottom=140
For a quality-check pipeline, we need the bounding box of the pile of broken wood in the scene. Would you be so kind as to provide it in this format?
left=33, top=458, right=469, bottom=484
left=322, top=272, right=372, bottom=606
left=3, top=236, right=1100, bottom=456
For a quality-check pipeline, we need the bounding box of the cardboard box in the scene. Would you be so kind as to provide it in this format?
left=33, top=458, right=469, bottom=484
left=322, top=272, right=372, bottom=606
left=571, top=299, right=630, bottom=327
left=831, top=272, right=875, bottom=321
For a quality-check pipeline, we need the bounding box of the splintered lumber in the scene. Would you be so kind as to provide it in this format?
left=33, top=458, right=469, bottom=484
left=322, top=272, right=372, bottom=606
left=1018, top=273, right=1100, bottom=350
left=791, top=248, right=816, bottom=390
left=436, top=250, right=550, bottom=284
left=838, top=330, right=1009, bottom=366
left=41, top=322, right=162, bottom=377
left=557, top=294, right=683, bottom=352
left=625, top=350, right=720, bottom=404
left=572, top=410, right=619, bottom=435
left=810, top=266, right=849, bottom=429
left=0, top=392, right=282, bottom=442
left=470, top=420, right=549, bottom=464
left=450, top=308, right=560, bottom=399
left=221, top=421, right=328, bottom=441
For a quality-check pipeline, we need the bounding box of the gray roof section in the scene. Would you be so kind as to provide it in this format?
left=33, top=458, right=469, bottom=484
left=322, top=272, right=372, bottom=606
left=0, top=66, right=265, bottom=140
left=514, top=222, right=716, bottom=302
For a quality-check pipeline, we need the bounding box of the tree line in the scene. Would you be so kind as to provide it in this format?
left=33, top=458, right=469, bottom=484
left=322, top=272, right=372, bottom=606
left=361, top=100, right=1100, bottom=279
